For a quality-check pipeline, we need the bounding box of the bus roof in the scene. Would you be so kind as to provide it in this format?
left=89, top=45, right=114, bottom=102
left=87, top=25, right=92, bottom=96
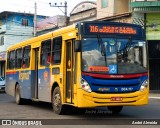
left=7, top=24, right=76, bottom=51
left=7, top=21, right=145, bottom=51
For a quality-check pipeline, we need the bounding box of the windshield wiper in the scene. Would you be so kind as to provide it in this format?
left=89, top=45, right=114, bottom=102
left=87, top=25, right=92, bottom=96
left=97, top=35, right=107, bottom=66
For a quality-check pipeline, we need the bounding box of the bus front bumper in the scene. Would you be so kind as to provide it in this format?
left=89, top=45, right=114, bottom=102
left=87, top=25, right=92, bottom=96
left=77, top=89, right=149, bottom=108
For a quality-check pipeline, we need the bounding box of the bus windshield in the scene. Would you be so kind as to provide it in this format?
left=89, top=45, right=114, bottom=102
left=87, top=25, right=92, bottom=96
left=82, top=37, right=147, bottom=74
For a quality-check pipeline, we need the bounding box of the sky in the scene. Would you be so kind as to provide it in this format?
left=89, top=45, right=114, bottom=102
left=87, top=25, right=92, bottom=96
left=0, top=0, right=96, bottom=17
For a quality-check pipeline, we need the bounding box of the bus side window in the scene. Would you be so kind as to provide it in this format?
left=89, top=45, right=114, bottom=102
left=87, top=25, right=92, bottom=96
left=16, top=48, right=22, bottom=69
left=7, top=52, right=10, bottom=69
left=22, top=46, right=31, bottom=68
left=52, top=36, right=62, bottom=64
left=9, top=50, right=15, bottom=69
left=40, top=39, right=51, bottom=66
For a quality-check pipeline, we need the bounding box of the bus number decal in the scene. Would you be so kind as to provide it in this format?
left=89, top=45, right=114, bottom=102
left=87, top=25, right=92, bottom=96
left=89, top=25, right=99, bottom=32
left=44, top=71, right=49, bottom=81
left=19, top=71, right=30, bottom=81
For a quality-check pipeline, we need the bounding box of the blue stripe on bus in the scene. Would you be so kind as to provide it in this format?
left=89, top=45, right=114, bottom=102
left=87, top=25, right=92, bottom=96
left=82, top=74, right=148, bottom=93
left=6, top=68, right=50, bottom=100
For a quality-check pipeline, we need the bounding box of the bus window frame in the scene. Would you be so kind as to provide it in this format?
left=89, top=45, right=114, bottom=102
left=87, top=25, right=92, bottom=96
left=7, top=51, right=10, bottom=70
left=22, top=45, right=31, bottom=69
left=8, top=50, right=16, bottom=70
left=51, top=36, right=62, bottom=65
left=15, top=48, right=23, bottom=69
left=40, top=39, right=52, bottom=66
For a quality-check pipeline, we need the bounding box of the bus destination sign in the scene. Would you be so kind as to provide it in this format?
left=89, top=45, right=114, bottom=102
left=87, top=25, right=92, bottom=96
left=83, top=23, right=143, bottom=37
left=89, top=25, right=136, bottom=34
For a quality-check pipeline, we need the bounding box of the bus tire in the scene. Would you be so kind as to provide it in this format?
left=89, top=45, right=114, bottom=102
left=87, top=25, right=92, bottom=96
left=15, top=85, right=24, bottom=105
left=52, top=86, right=66, bottom=115
left=108, top=106, right=123, bottom=114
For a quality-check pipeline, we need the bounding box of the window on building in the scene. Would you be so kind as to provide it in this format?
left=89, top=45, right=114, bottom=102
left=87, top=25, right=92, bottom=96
left=102, top=0, right=108, bottom=8
left=22, top=18, right=28, bottom=26
left=52, top=37, right=62, bottom=64
left=0, top=36, right=4, bottom=46
left=15, top=48, right=23, bottom=69
left=22, top=46, right=31, bottom=68
left=41, top=39, right=51, bottom=66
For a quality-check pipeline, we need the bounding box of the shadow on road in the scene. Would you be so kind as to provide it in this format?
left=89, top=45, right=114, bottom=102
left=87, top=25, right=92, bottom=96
left=0, top=93, right=138, bottom=119
left=23, top=101, right=136, bottom=118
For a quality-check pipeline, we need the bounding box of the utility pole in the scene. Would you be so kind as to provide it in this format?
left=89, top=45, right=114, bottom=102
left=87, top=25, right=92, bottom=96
left=49, top=1, right=68, bottom=26
left=34, top=2, right=37, bottom=36
left=64, top=1, right=67, bottom=26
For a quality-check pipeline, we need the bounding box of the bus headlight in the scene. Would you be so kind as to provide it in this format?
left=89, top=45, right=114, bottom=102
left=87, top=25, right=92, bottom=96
left=140, top=80, right=148, bottom=92
left=80, top=78, right=92, bottom=93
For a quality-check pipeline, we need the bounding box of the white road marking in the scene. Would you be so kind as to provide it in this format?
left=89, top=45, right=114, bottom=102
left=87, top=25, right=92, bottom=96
left=149, top=96, right=160, bottom=99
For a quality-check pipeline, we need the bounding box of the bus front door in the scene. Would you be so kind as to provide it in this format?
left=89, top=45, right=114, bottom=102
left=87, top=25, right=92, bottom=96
left=65, top=40, right=74, bottom=103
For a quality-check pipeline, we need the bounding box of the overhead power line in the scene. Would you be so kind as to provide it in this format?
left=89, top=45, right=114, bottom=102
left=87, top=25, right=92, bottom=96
left=49, top=1, right=68, bottom=26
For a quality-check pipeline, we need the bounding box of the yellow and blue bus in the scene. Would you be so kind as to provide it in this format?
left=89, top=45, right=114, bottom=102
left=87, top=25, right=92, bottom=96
left=5, top=21, right=148, bottom=114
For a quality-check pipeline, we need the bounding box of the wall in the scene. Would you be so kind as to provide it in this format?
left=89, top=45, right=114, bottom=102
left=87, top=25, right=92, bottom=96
left=115, top=0, right=129, bottom=14
left=0, top=13, right=46, bottom=52
left=70, top=9, right=97, bottom=23
left=0, top=25, right=33, bottom=52
left=109, top=17, right=132, bottom=23
left=97, top=0, right=115, bottom=19
left=69, top=1, right=97, bottom=24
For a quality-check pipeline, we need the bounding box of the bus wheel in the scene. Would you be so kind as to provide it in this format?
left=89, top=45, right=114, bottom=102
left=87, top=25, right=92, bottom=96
left=15, top=85, right=24, bottom=105
left=52, top=87, right=66, bottom=115
left=108, top=106, right=123, bottom=114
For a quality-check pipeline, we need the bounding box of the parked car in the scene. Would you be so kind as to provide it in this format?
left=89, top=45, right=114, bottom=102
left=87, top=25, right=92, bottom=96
left=0, top=77, right=5, bottom=92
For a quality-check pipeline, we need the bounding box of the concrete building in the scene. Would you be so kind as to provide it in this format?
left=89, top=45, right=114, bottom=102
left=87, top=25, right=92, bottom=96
left=97, top=0, right=130, bottom=20
left=36, top=15, right=66, bottom=36
left=96, top=0, right=132, bottom=24
left=0, top=11, right=46, bottom=77
left=69, top=1, right=97, bottom=24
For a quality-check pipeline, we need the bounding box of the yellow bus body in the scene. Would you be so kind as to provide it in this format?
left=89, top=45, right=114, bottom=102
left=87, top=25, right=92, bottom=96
left=5, top=22, right=149, bottom=114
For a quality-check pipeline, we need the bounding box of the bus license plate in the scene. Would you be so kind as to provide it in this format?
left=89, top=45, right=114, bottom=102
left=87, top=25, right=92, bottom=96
left=111, top=97, right=122, bottom=101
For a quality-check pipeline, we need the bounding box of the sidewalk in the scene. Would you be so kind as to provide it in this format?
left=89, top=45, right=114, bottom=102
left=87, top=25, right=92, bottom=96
left=149, top=90, right=160, bottom=99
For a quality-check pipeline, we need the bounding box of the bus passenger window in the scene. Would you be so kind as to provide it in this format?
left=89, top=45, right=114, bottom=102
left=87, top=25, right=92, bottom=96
left=52, top=37, right=62, bottom=64
left=41, top=39, right=51, bottom=66
left=22, top=46, right=31, bottom=68
left=7, top=52, right=10, bottom=69
left=22, top=60, right=26, bottom=68
left=9, top=50, right=15, bottom=69
left=47, top=53, right=51, bottom=64
left=16, top=48, right=22, bottom=69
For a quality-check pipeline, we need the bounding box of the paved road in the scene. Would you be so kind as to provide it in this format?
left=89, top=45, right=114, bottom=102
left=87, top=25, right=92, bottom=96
left=0, top=92, right=160, bottom=127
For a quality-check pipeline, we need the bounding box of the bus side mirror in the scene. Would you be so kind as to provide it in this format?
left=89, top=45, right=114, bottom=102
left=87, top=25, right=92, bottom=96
left=74, top=40, right=81, bottom=52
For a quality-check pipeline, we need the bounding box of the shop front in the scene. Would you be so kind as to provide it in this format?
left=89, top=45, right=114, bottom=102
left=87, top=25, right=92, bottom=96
left=147, top=13, right=160, bottom=90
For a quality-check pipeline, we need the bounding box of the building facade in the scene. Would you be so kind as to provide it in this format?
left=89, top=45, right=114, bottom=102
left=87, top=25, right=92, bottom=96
left=131, top=0, right=160, bottom=91
left=0, top=11, right=46, bottom=77
left=69, top=1, right=97, bottom=24
left=36, top=15, right=66, bottom=36
left=97, top=0, right=130, bottom=20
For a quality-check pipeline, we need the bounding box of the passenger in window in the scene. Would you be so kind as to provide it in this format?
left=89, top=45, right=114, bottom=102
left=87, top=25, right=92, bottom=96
left=22, top=61, right=26, bottom=68
left=47, top=53, right=51, bottom=64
